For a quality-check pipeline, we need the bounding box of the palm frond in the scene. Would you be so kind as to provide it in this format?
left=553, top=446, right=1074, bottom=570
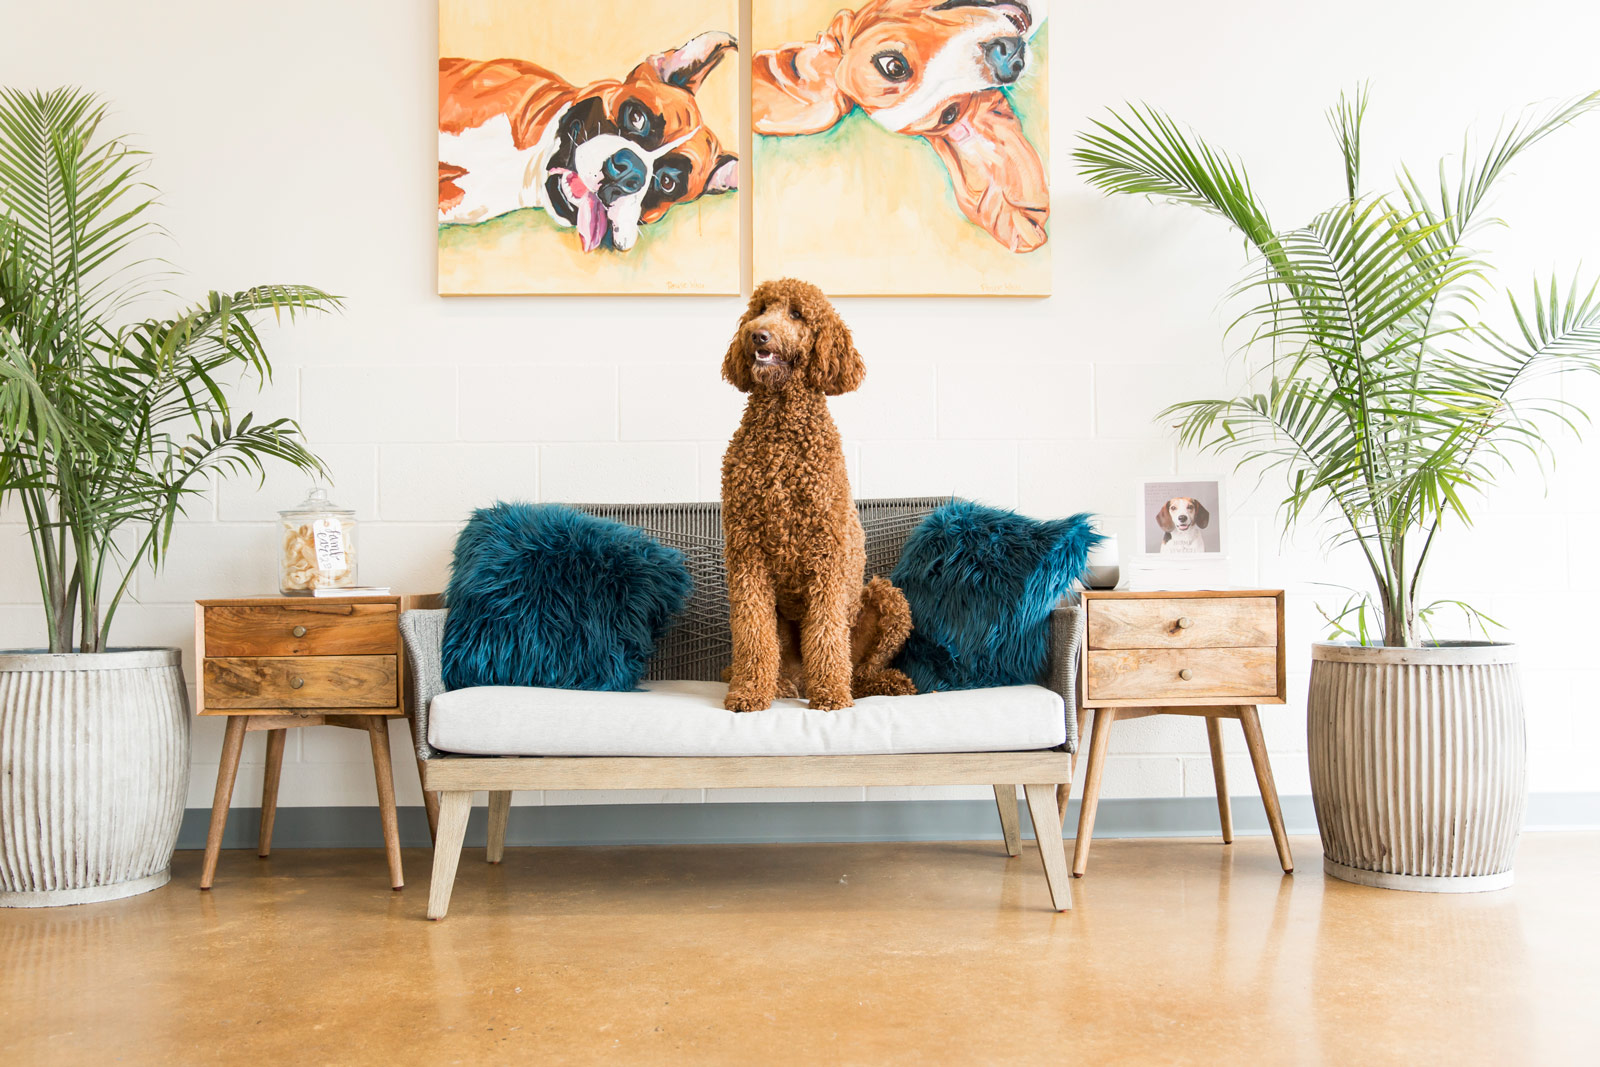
left=1074, top=103, right=1278, bottom=258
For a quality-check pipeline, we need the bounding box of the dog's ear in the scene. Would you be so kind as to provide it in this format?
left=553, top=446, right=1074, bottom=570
left=1155, top=503, right=1174, bottom=532
left=922, top=90, right=1049, bottom=253
left=752, top=10, right=855, bottom=136
left=806, top=295, right=865, bottom=397
left=722, top=291, right=760, bottom=393
left=705, top=154, right=737, bottom=195
left=637, top=31, right=736, bottom=93
left=1194, top=501, right=1211, bottom=529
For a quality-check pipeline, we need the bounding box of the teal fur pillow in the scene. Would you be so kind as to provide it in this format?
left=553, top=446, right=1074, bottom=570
left=891, top=501, right=1102, bottom=692
left=441, top=503, right=692, bottom=692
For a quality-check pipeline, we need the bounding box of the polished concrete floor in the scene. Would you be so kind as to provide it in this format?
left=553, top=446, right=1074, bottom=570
left=3, top=832, right=1596, bottom=1065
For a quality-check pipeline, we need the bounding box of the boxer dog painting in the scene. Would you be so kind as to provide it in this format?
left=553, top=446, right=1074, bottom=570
left=439, top=31, right=738, bottom=253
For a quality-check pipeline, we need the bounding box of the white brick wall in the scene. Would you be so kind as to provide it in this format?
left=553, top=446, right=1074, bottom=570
left=4, top=0, right=1599, bottom=816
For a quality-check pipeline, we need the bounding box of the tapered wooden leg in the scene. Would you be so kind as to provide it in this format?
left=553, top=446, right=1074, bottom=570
left=1205, top=716, right=1234, bottom=844
left=420, top=775, right=440, bottom=842
left=200, top=715, right=249, bottom=889
left=1023, top=783, right=1073, bottom=911
left=404, top=709, right=439, bottom=842
left=366, top=718, right=404, bottom=890
left=428, top=790, right=473, bottom=920
left=1238, top=705, right=1293, bottom=873
left=1059, top=708, right=1089, bottom=823
left=486, top=790, right=512, bottom=864
left=993, top=785, right=1021, bottom=857
left=1072, top=707, right=1117, bottom=877
left=258, top=729, right=287, bottom=857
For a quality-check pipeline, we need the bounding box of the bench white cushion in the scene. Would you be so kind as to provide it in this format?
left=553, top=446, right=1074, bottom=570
left=427, top=680, right=1066, bottom=757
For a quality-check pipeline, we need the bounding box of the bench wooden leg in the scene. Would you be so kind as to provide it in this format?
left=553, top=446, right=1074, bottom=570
left=1239, top=705, right=1293, bottom=873
left=404, top=710, right=439, bottom=843
left=428, top=790, right=472, bottom=920
left=993, top=785, right=1021, bottom=857
left=1023, top=783, right=1072, bottom=911
left=486, top=790, right=512, bottom=864
left=1205, top=716, right=1234, bottom=844
left=1059, top=708, right=1089, bottom=823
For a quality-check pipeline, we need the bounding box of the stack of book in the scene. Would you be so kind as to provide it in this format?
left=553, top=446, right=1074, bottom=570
left=1122, top=556, right=1231, bottom=592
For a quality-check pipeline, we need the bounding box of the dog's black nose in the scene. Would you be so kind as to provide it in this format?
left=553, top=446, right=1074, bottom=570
left=983, top=36, right=1027, bottom=84
left=599, top=148, right=647, bottom=205
left=752, top=329, right=772, bottom=346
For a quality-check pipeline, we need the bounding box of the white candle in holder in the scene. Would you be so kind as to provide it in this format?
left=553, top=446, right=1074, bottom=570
left=1084, top=535, right=1120, bottom=590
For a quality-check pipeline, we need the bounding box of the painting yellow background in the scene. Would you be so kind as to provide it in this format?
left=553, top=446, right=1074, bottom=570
left=438, top=0, right=740, bottom=295
left=752, top=1, right=1051, bottom=296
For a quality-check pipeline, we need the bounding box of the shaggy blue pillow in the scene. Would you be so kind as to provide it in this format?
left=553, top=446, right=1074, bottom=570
left=891, top=501, right=1103, bottom=692
left=441, top=503, right=692, bottom=692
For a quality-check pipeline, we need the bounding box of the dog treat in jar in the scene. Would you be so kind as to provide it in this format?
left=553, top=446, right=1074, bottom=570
left=279, top=488, right=358, bottom=594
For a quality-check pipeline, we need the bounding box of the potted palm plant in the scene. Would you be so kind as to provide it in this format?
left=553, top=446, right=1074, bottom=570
left=0, top=88, right=336, bottom=906
left=1074, top=87, right=1600, bottom=891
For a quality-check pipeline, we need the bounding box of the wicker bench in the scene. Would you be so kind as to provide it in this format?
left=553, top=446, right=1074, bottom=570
left=400, top=498, right=1084, bottom=919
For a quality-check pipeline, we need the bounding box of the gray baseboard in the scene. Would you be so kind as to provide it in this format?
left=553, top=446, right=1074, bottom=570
left=176, top=792, right=1600, bottom=851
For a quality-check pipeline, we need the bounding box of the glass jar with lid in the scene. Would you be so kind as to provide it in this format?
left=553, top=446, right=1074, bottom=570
left=278, top=488, right=358, bottom=594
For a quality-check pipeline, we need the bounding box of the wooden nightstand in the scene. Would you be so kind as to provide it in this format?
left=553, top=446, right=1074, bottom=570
left=194, top=595, right=429, bottom=890
left=1068, top=589, right=1292, bottom=876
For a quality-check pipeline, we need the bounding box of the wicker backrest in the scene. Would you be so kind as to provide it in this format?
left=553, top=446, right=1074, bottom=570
left=574, top=497, right=949, bottom=682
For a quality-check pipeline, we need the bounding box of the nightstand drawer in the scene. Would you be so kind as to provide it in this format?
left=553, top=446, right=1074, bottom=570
left=1085, top=647, right=1278, bottom=702
left=1088, top=597, right=1276, bottom=650
left=202, top=604, right=397, bottom=657
left=202, top=656, right=399, bottom=709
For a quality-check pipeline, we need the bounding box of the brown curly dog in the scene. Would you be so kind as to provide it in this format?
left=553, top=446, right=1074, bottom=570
left=720, top=278, right=917, bottom=712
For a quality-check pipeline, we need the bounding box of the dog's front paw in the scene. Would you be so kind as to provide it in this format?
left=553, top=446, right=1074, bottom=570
left=855, top=668, right=917, bottom=698
left=808, top=690, right=853, bottom=712
left=725, top=687, right=773, bottom=713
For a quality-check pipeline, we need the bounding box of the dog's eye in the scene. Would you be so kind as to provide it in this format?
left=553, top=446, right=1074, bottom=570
left=872, top=51, right=912, bottom=82
left=652, top=157, right=689, bottom=201
left=788, top=308, right=802, bottom=320
left=938, top=102, right=961, bottom=127
left=618, top=100, right=651, bottom=137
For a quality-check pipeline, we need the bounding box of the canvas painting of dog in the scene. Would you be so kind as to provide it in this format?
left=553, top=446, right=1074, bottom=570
left=752, top=0, right=1049, bottom=295
left=1141, top=479, right=1224, bottom=555
left=438, top=0, right=740, bottom=294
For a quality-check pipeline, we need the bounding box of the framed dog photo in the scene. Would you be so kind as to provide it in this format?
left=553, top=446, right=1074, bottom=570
left=1139, top=477, right=1225, bottom=557
left=437, top=0, right=741, bottom=295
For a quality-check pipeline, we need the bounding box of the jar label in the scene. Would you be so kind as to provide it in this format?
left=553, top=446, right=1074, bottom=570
left=312, top=518, right=347, bottom=572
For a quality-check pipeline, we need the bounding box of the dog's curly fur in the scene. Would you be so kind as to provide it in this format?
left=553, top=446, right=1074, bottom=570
left=720, top=278, right=917, bottom=712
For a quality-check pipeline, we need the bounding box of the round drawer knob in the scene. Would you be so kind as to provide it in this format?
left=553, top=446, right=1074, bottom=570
left=290, top=677, right=305, bottom=690
left=1177, top=617, right=1193, bottom=629
left=292, top=625, right=307, bottom=638
left=1179, top=668, right=1194, bottom=681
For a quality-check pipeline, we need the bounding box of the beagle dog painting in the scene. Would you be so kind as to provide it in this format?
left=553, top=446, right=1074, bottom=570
left=1157, top=497, right=1211, bottom=554
left=753, top=1, right=1048, bottom=253
left=438, top=31, right=739, bottom=253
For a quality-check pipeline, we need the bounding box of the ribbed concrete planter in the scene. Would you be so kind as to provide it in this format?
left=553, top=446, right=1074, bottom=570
left=0, top=649, right=190, bottom=907
left=1308, top=642, right=1525, bottom=893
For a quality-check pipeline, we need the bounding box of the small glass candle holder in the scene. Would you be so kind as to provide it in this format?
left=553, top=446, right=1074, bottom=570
left=1084, top=535, right=1120, bottom=589
left=278, top=488, right=357, bottom=594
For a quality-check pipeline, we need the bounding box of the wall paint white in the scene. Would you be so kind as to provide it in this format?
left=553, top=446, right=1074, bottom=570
left=3, top=0, right=1599, bottom=815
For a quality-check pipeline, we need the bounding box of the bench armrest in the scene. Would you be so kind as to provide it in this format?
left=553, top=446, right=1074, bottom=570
left=1042, top=604, right=1086, bottom=752
left=400, top=609, right=448, bottom=761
